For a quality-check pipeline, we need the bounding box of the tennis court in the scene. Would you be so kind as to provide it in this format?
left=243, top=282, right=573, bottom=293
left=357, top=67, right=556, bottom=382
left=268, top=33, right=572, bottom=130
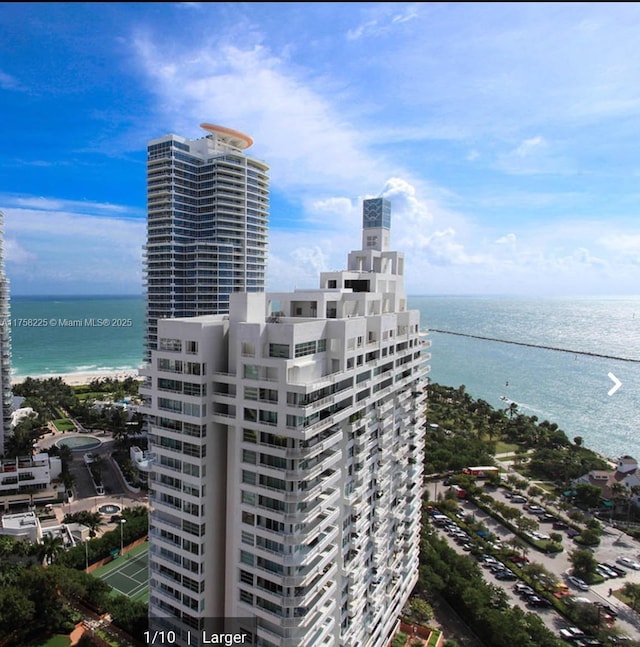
left=92, top=541, right=149, bottom=602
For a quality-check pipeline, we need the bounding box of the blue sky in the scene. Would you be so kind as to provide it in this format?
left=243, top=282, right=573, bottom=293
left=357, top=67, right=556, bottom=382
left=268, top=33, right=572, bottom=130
left=2, top=2, right=640, bottom=297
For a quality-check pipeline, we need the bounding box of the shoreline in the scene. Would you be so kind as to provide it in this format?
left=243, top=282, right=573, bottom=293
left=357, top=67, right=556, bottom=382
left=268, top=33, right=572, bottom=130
left=11, top=368, right=144, bottom=387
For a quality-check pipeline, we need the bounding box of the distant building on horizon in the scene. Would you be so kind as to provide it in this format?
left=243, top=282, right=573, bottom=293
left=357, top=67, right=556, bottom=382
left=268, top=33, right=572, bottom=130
left=0, top=213, right=11, bottom=456
left=142, top=197, right=430, bottom=647
left=143, top=123, right=270, bottom=359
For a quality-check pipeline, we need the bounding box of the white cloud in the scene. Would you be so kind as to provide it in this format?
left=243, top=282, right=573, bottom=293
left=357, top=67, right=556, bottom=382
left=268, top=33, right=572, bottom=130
left=495, top=135, right=575, bottom=176
left=307, top=197, right=356, bottom=228
left=599, top=233, right=640, bottom=263
left=126, top=11, right=640, bottom=297
left=10, top=195, right=133, bottom=215
left=346, top=3, right=421, bottom=40
left=494, top=233, right=517, bottom=247
left=4, top=239, right=36, bottom=265
left=134, top=40, right=385, bottom=199
left=2, top=200, right=145, bottom=294
left=515, top=136, right=546, bottom=157
left=0, top=69, right=19, bottom=90
left=381, top=178, right=433, bottom=224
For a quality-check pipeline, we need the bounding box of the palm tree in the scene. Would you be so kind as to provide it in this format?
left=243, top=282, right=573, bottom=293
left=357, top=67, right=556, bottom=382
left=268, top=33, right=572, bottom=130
left=610, top=481, right=628, bottom=518
left=38, top=533, right=64, bottom=565
left=627, top=485, right=640, bottom=523
left=77, top=511, right=104, bottom=538
left=622, top=582, right=640, bottom=611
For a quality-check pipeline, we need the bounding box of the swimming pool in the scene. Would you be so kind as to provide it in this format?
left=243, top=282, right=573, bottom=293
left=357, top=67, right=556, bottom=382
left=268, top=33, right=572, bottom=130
left=55, top=435, right=102, bottom=451
left=98, top=503, right=122, bottom=516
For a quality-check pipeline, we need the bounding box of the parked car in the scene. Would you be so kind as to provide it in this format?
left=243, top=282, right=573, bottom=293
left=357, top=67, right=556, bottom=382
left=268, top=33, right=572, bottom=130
left=594, top=601, right=619, bottom=618
left=514, top=582, right=535, bottom=596
left=527, top=595, right=553, bottom=608
left=495, top=569, right=517, bottom=581
left=595, top=565, right=614, bottom=579
left=597, top=563, right=619, bottom=579
left=601, top=562, right=627, bottom=577
left=509, top=554, right=530, bottom=564
left=617, top=556, right=640, bottom=570
left=567, top=575, right=590, bottom=591
left=559, top=626, right=585, bottom=640
left=567, top=575, right=589, bottom=591
left=512, top=495, right=527, bottom=503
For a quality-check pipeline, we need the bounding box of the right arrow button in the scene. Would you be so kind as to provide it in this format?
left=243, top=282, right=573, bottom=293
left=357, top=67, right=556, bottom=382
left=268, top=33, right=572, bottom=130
left=608, top=372, right=622, bottom=396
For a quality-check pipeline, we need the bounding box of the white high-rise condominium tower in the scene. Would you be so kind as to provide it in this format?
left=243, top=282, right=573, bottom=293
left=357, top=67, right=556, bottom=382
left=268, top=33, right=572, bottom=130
left=0, top=213, right=11, bottom=456
left=142, top=197, right=430, bottom=647
left=144, top=123, right=269, bottom=357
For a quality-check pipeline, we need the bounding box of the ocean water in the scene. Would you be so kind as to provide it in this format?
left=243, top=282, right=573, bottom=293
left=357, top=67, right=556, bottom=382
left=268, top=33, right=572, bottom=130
left=9, top=295, right=145, bottom=378
left=7, top=293, right=640, bottom=461
left=411, top=295, right=640, bottom=461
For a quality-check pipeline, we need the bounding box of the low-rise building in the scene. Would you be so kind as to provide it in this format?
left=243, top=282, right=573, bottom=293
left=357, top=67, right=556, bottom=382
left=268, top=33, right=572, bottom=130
left=0, top=510, right=42, bottom=542
left=0, top=452, right=62, bottom=493
left=573, top=455, right=640, bottom=505
left=0, top=452, right=64, bottom=509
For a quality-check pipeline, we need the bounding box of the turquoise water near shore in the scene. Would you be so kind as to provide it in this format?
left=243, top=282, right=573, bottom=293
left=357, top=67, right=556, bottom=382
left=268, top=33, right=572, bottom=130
left=7, top=293, right=640, bottom=461
left=9, top=295, right=144, bottom=378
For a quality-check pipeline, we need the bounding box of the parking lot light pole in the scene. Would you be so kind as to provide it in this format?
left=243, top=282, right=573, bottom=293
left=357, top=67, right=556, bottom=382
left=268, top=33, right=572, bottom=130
left=120, top=519, right=126, bottom=556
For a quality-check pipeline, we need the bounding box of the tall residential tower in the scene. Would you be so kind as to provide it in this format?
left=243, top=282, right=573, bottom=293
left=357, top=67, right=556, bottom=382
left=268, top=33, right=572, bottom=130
left=0, top=213, right=11, bottom=455
left=144, top=124, right=269, bottom=357
left=142, top=198, right=429, bottom=647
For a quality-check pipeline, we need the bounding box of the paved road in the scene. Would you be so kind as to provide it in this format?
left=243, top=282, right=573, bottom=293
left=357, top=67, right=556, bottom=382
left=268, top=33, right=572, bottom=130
left=38, top=429, right=148, bottom=521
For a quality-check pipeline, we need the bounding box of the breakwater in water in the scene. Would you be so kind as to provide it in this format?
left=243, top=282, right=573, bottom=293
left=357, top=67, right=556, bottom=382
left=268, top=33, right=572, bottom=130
left=428, top=329, right=640, bottom=364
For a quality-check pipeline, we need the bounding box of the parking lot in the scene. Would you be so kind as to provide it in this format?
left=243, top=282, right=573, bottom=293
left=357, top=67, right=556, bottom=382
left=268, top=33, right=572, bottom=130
left=427, top=478, right=640, bottom=644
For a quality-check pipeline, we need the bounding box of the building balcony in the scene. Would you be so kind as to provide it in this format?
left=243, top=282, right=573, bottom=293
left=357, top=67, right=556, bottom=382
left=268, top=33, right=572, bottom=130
left=286, top=427, right=343, bottom=459
left=211, top=410, right=237, bottom=424
left=283, top=488, right=339, bottom=524
left=347, top=586, right=367, bottom=617
left=285, top=450, right=341, bottom=482
left=276, top=551, right=336, bottom=590
left=255, top=623, right=311, bottom=647
left=281, top=527, right=338, bottom=568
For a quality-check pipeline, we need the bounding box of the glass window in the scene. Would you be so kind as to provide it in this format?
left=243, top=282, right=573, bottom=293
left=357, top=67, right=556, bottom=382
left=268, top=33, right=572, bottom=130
left=242, top=470, right=256, bottom=485
left=160, top=338, right=182, bottom=352
left=294, top=341, right=316, bottom=358
left=241, top=490, right=256, bottom=505
left=244, top=365, right=260, bottom=380
left=242, top=450, right=257, bottom=464
left=269, top=344, right=290, bottom=359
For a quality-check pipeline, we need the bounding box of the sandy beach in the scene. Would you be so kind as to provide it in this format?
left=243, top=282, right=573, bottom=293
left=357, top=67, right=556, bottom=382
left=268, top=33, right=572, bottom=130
left=11, top=368, right=144, bottom=387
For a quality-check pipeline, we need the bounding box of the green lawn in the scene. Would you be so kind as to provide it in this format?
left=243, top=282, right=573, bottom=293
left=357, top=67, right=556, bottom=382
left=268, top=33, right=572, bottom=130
left=75, top=391, right=104, bottom=401
left=27, top=635, right=70, bottom=647
left=494, top=441, right=519, bottom=454
left=427, top=631, right=443, bottom=647
left=52, top=419, right=76, bottom=431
